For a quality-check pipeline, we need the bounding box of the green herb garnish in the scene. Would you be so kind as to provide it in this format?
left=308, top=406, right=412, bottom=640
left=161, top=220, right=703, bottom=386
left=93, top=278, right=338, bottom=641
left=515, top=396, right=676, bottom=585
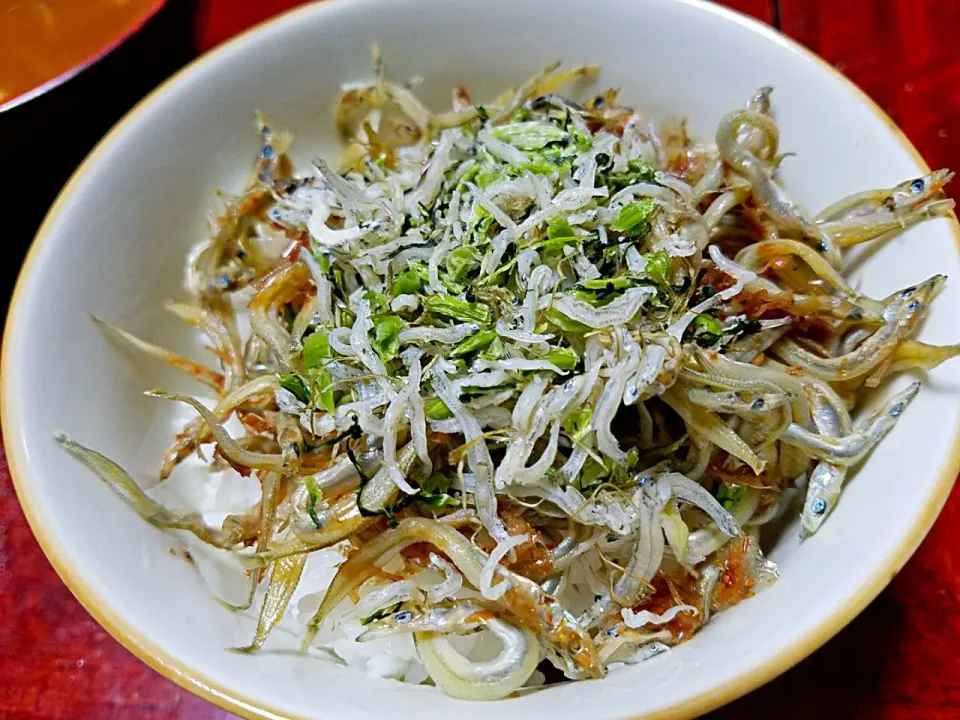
left=278, top=373, right=310, bottom=403
left=451, top=329, right=499, bottom=357
left=425, top=397, right=453, bottom=420
left=611, top=198, right=657, bottom=236
left=423, top=296, right=491, bottom=325
left=540, top=346, right=579, bottom=371
left=302, top=330, right=332, bottom=369
left=392, top=268, right=423, bottom=296
left=491, top=121, right=567, bottom=150
left=371, top=315, right=404, bottom=361
left=716, top=483, right=747, bottom=510
left=642, top=251, right=671, bottom=284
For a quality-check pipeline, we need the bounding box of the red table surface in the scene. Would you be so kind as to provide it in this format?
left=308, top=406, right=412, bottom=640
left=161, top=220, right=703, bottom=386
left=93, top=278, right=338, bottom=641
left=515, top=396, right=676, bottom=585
left=2, top=1, right=959, bottom=718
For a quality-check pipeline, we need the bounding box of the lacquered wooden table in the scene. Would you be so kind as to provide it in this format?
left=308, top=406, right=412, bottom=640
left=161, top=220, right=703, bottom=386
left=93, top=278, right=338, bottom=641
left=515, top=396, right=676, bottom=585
left=2, top=1, right=959, bottom=718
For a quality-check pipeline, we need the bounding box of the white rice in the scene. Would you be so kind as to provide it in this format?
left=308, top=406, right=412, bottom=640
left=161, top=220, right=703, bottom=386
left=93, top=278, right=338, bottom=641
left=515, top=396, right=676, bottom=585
left=153, top=438, right=544, bottom=688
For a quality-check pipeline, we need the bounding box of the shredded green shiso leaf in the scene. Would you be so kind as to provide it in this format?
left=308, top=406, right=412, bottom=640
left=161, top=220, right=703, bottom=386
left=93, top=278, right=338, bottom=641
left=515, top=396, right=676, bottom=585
left=269, top=82, right=696, bottom=456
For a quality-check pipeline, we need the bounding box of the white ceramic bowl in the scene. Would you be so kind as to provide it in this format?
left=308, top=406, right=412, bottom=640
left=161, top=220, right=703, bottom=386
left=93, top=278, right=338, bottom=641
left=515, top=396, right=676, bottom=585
left=4, top=0, right=959, bottom=718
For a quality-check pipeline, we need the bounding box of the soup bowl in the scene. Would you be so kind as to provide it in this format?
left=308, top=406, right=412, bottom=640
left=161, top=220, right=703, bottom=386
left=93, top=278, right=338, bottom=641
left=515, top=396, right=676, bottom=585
left=0, top=0, right=166, bottom=112
left=4, top=0, right=959, bottom=718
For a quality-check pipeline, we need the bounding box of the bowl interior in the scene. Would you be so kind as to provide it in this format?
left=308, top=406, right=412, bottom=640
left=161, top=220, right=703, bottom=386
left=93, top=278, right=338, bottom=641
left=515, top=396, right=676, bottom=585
left=5, top=0, right=960, bottom=718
